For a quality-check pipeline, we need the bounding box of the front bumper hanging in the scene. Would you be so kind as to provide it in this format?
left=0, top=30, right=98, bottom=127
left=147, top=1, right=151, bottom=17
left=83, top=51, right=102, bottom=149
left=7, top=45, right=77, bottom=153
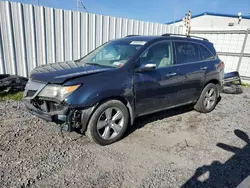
left=24, top=100, right=68, bottom=123
left=224, top=71, right=242, bottom=85
left=23, top=79, right=96, bottom=133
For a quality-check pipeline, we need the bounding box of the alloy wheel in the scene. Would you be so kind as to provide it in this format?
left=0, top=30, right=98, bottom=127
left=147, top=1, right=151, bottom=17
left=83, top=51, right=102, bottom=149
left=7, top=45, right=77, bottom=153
left=203, top=88, right=216, bottom=110
left=97, top=107, right=125, bottom=140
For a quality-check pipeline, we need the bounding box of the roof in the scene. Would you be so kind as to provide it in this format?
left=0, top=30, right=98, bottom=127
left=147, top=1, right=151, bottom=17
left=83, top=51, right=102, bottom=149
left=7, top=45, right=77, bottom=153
left=114, top=35, right=210, bottom=44
left=117, top=35, right=159, bottom=41
left=166, top=12, right=250, bottom=25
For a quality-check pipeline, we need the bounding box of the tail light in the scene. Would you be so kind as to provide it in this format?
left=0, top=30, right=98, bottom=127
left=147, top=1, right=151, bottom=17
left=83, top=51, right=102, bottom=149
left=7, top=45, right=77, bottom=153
left=221, top=61, right=225, bottom=69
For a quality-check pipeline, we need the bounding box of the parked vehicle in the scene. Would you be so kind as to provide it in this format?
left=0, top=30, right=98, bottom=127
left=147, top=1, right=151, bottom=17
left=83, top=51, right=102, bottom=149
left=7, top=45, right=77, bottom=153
left=23, top=34, right=224, bottom=145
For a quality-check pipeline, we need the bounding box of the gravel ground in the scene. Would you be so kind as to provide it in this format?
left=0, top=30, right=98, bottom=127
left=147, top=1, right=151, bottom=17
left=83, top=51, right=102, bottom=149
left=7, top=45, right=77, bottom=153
left=0, top=88, right=250, bottom=188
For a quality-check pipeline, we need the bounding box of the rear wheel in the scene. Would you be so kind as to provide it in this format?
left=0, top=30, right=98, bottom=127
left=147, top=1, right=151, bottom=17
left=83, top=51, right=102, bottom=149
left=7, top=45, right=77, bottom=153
left=194, top=83, right=218, bottom=113
left=86, top=100, right=129, bottom=145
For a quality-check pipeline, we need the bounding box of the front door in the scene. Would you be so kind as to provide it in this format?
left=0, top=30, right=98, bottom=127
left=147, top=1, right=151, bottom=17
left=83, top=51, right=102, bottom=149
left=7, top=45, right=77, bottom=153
left=134, top=41, right=185, bottom=116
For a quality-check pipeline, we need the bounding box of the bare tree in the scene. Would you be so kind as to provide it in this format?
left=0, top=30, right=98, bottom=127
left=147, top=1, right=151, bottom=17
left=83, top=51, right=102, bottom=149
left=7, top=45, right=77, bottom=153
left=77, top=0, right=88, bottom=13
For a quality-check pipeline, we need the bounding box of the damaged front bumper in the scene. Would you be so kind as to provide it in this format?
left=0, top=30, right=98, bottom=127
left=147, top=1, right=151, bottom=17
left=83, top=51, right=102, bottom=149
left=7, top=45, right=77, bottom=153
left=23, top=99, right=72, bottom=131
left=23, top=99, right=69, bottom=123
left=23, top=80, right=95, bottom=132
left=23, top=80, right=69, bottom=123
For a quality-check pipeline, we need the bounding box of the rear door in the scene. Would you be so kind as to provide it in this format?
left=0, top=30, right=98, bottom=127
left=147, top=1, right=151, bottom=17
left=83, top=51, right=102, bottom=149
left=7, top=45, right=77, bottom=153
left=199, top=44, right=222, bottom=81
left=173, top=41, right=206, bottom=103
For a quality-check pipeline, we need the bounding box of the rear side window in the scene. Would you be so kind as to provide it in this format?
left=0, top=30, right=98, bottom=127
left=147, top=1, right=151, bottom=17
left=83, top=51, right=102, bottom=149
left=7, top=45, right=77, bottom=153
left=174, top=41, right=202, bottom=64
left=199, top=44, right=215, bottom=60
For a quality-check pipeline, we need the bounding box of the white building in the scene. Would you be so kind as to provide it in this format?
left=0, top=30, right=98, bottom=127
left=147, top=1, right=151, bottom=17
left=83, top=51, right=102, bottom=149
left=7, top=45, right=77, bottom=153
left=167, top=12, right=250, bottom=80
left=167, top=12, right=250, bottom=30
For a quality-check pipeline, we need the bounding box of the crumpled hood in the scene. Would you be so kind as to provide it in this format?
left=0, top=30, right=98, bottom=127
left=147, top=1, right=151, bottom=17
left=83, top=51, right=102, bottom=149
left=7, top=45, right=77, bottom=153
left=30, top=61, right=114, bottom=84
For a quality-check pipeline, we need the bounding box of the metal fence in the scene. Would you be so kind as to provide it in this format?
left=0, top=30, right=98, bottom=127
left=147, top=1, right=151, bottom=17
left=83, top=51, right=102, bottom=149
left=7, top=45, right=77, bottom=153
left=0, top=1, right=182, bottom=77
left=191, top=29, right=250, bottom=78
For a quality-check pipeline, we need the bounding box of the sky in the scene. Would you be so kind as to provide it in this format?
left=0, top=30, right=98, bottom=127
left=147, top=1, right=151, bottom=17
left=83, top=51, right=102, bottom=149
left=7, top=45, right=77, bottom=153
left=7, top=0, right=250, bottom=23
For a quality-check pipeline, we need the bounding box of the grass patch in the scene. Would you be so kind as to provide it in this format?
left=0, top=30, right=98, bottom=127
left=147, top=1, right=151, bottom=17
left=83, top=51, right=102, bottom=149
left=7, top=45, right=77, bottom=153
left=232, top=81, right=241, bottom=85
left=241, top=82, right=250, bottom=88
left=232, top=81, right=250, bottom=88
left=0, top=92, right=23, bottom=101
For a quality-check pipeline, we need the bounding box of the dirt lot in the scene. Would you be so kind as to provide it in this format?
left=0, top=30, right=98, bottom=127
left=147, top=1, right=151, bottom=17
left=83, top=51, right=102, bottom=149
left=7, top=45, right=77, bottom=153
left=0, top=88, right=250, bottom=188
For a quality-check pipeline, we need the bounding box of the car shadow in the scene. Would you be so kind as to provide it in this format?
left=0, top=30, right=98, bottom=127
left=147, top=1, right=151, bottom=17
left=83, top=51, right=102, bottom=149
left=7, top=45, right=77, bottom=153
left=181, top=129, right=250, bottom=188
left=124, top=104, right=194, bottom=137
left=125, top=96, right=222, bottom=137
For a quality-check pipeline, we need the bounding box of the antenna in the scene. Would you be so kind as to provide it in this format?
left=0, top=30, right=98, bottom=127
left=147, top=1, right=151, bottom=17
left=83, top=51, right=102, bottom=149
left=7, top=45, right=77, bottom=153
left=77, top=0, right=89, bottom=13
left=173, top=8, right=176, bottom=26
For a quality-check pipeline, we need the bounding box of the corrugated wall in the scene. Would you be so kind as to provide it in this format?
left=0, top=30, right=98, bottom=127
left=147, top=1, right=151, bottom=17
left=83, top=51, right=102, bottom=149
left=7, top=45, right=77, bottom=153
left=0, top=1, right=182, bottom=77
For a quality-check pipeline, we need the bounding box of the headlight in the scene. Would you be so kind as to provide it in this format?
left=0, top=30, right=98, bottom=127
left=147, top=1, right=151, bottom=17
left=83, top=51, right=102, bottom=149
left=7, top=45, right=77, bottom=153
left=38, top=84, right=80, bottom=101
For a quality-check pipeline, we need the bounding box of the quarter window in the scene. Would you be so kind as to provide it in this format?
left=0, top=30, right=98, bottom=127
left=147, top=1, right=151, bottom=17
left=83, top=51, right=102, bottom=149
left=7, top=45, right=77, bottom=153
left=199, top=44, right=215, bottom=60
left=175, top=41, right=202, bottom=64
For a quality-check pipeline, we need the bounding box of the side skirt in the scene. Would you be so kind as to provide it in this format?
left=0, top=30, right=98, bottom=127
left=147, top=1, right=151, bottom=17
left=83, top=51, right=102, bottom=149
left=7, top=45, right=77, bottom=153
left=136, top=101, right=195, bottom=118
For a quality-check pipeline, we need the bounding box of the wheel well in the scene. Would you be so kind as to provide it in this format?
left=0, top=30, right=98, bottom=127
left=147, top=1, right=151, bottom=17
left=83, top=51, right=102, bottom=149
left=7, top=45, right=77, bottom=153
left=79, top=96, right=134, bottom=134
left=206, top=79, right=220, bottom=86
left=195, top=79, right=221, bottom=102
left=204, top=79, right=221, bottom=97
left=97, top=96, right=134, bottom=125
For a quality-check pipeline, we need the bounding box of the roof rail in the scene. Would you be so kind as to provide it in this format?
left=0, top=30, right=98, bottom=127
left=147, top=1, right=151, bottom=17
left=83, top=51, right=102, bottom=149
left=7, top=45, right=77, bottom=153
left=161, top=33, right=209, bottom=41
left=125, top=35, right=140, bottom=37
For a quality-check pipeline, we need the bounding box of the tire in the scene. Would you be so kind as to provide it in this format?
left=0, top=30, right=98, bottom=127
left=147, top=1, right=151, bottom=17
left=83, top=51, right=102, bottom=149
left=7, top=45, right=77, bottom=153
left=194, top=83, right=218, bottom=113
left=86, top=100, right=129, bottom=145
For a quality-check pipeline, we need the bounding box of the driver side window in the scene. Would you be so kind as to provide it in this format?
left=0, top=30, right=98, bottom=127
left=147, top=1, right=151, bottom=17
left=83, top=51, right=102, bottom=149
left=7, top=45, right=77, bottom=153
left=140, top=41, right=173, bottom=69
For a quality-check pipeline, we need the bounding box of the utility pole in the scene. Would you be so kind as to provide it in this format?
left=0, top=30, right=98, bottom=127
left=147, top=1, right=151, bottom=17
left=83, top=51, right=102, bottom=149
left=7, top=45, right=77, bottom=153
left=182, top=10, right=192, bottom=35
left=238, top=12, right=242, bottom=24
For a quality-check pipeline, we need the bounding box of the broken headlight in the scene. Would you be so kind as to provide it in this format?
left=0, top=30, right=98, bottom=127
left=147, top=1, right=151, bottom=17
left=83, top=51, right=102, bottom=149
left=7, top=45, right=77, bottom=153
left=38, top=84, right=80, bottom=101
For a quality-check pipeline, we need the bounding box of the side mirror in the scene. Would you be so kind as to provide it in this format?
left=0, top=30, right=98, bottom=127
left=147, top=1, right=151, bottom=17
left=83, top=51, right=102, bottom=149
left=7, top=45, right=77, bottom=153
left=138, top=63, right=156, bottom=72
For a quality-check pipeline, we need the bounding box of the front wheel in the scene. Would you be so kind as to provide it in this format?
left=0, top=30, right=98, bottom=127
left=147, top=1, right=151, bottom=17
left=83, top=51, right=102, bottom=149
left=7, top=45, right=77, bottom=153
left=194, top=83, right=218, bottom=113
left=86, top=100, right=129, bottom=145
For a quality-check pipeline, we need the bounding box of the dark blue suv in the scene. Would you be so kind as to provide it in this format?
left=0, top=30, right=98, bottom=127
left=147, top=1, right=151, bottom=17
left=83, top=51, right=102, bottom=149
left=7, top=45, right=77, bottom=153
left=23, top=34, right=224, bottom=145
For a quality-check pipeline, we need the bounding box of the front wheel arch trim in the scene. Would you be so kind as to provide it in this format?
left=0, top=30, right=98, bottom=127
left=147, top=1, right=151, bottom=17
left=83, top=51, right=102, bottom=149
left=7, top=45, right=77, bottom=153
left=79, top=96, right=135, bottom=134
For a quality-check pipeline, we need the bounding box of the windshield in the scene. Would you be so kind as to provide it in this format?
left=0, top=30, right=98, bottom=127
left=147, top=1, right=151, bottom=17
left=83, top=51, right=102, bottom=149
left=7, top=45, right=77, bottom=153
left=80, top=40, right=146, bottom=68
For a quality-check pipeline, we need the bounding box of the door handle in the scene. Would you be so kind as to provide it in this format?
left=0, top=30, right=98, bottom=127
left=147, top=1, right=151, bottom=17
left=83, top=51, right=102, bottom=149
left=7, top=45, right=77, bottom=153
left=200, top=67, right=207, bottom=70
left=166, top=72, right=177, bottom=77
